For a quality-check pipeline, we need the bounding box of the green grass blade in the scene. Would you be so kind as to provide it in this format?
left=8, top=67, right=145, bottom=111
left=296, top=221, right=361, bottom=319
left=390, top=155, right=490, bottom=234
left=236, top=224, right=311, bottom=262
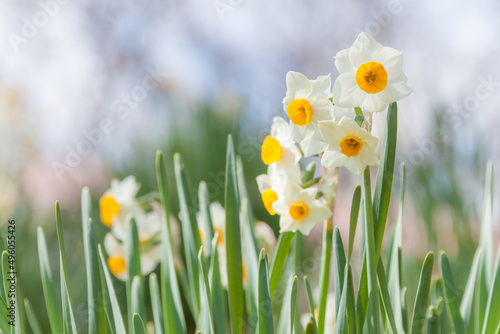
left=149, top=273, right=165, bottom=334
left=426, top=306, right=439, bottom=334
left=387, top=163, right=406, bottom=333
left=410, top=252, right=434, bottom=334
left=209, top=234, right=228, bottom=334
left=81, top=187, right=105, bottom=334
left=345, top=265, right=357, bottom=334
left=304, top=276, right=317, bottom=330
left=439, top=252, right=465, bottom=334
left=363, top=168, right=380, bottom=333
left=125, top=218, right=144, bottom=329
left=55, top=202, right=78, bottom=333
left=174, top=153, right=201, bottom=319
left=335, top=263, right=349, bottom=334
left=24, top=299, right=42, bottom=334
left=225, top=135, right=245, bottom=334
left=348, top=186, right=361, bottom=261
left=242, top=201, right=260, bottom=333
left=36, top=228, right=63, bottom=333
left=258, top=249, right=274, bottom=334
left=317, top=222, right=334, bottom=334
left=291, top=275, right=299, bottom=333
left=131, top=276, right=146, bottom=327
left=305, top=316, right=317, bottom=334
left=156, top=151, right=187, bottom=334
left=356, top=253, right=368, bottom=333
left=479, top=161, right=494, bottom=284
left=270, top=231, right=295, bottom=299
left=372, top=102, right=398, bottom=260
left=333, top=227, right=346, bottom=314
left=60, top=256, right=78, bottom=333
left=482, top=246, right=500, bottom=334
left=133, top=313, right=147, bottom=334
left=377, top=260, right=397, bottom=334
left=98, top=244, right=127, bottom=333
left=198, top=248, right=215, bottom=334
left=460, top=248, right=481, bottom=329
left=198, top=181, right=214, bottom=256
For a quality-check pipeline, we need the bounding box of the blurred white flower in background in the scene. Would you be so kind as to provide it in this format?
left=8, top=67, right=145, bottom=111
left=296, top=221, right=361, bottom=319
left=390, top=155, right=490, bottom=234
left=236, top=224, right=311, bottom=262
left=104, top=232, right=161, bottom=281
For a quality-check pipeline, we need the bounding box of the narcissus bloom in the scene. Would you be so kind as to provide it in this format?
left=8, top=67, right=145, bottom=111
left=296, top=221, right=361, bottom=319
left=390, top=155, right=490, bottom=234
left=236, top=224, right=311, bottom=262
left=332, top=32, right=412, bottom=113
left=256, top=165, right=289, bottom=216
left=319, top=116, right=380, bottom=175
left=99, top=176, right=143, bottom=230
left=104, top=232, right=161, bottom=281
left=272, top=180, right=332, bottom=235
left=261, top=116, right=302, bottom=180
left=282, top=71, right=333, bottom=156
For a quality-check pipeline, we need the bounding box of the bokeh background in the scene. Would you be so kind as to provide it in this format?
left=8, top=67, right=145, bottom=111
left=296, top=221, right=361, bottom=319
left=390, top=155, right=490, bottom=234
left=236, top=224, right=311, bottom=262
left=1, top=0, right=499, bottom=331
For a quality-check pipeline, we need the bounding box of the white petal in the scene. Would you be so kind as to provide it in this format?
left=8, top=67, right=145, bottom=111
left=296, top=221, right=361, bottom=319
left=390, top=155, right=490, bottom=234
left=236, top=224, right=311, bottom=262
left=300, top=137, right=327, bottom=157
left=379, top=48, right=404, bottom=78
left=349, top=32, right=384, bottom=67
left=338, top=116, right=362, bottom=135
left=286, top=71, right=311, bottom=97
left=359, top=147, right=381, bottom=166
left=270, top=116, right=291, bottom=140
left=344, top=156, right=365, bottom=175
left=332, top=105, right=356, bottom=121
left=332, top=73, right=366, bottom=108
left=311, top=74, right=332, bottom=95
left=321, top=149, right=349, bottom=168
left=386, top=74, right=413, bottom=101
left=279, top=216, right=295, bottom=233
left=360, top=94, right=388, bottom=113
left=256, top=174, right=271, bottom=193
left=294, top=220, right=316, bottom=236
left=319, top=121, right=344, bottom=143
left=104, top=233, right=123, bottom=255
left=334, top=49, right=354, bottom=74
left=272, top=200, right=289, bottom=216
left=309, top=204, right=332, bottom=223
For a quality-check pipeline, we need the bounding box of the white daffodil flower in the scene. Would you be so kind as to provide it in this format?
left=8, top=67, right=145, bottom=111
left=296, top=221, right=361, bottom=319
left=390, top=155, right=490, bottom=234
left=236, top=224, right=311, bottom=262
left=319, top=116, right=380, bottom=175
left=332, top=32, right=412, bottom=113
left=272, top=179, right=332, bottom=235
left=198, top=201, right=227, bottom=251
left=261, top=116, right=302, bottom=180
left=103, top=232, right=161, bottom=281
left=99, top=176, right=143, bottom=231
left=282, top=71, right=334, bottom=156
left=256, top=165, right=289, bottom=216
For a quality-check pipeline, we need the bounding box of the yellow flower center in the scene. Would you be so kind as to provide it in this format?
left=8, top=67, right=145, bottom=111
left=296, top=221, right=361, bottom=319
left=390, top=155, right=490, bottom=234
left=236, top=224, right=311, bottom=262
left=261, top=136, right=282, bottom=165
left=99, top=195, right=120, bottom=227
left=289, top=202, right=309, bottom=220
left=287, top=98, right=312, bottom=126
left=261, top=189, right=278, bottom=215
left=199, top=228, right=204, bottom=244
left=355, top=61, right=388, bottom=94
left=213, top=226, right=224, bottom=246
left=108, top=256, right=126, bottom=277
left=340, top=136, right=363, bottom=157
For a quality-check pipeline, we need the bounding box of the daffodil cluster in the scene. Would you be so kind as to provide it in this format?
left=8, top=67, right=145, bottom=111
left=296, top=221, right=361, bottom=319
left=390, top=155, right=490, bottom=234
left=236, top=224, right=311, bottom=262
left=99, top=176, right=162, bottom=280
left=257, top=32, right=411, bottom=235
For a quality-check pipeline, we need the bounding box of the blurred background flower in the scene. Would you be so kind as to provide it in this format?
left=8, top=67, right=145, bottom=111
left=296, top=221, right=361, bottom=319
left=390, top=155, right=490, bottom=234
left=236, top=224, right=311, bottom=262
left=1, top=0, right=499, bottom=330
